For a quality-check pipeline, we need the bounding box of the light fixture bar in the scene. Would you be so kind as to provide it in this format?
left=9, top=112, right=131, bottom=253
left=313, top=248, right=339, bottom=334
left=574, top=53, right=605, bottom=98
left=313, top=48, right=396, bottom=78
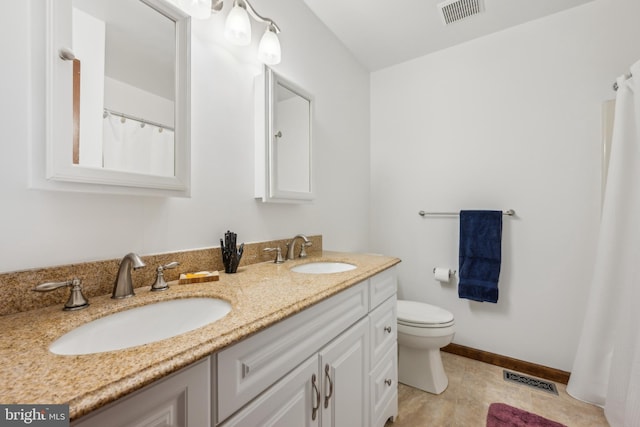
left=211, top=0, right=280, bottom=33
left=242, top=0, right=280, bottom=33
left=211, top=0, right=224, bottom=12
left=212, top=0, right=282, bottom=64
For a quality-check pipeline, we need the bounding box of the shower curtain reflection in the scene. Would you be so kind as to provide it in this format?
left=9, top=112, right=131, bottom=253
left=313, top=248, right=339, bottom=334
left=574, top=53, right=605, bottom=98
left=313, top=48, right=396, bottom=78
left=102, top=114, right=174, bottom=177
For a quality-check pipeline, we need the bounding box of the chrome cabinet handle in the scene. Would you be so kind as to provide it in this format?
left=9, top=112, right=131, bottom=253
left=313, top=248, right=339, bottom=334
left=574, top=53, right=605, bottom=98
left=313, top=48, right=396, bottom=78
left=242, top=363, right=251, bottom=378
left=385, top=378, right=392, bottom=386
left=384, top=326, right=392, bottom=333
left=324, top=364, right=334, bottom=409
left=311, top=374, right=320, bottom=421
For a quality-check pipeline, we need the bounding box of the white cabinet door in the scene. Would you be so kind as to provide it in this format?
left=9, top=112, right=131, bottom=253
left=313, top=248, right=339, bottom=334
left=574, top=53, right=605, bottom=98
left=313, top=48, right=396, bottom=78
left=217, top=281, right=368, bottom=421
left=219, top=355, right=320, bottom=427
left=72, top=357, right=210, bottom=427
left=223, top=318, right=370, bottom=427
left=320, top=317, right=369, bottom=427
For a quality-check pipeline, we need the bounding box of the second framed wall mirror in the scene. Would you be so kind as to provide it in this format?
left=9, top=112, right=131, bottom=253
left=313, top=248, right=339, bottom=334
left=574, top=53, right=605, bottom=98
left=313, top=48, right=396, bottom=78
left=255, top=66, right=314, bottom=203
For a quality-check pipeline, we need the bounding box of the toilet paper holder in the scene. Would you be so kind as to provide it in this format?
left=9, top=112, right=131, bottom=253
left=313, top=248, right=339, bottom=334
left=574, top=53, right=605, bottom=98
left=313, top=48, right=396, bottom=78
left=433, top=268, right=456, bottom=278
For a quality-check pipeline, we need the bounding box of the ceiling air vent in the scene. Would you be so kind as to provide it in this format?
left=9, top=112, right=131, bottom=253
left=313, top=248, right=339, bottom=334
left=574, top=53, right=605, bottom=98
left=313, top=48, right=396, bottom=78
left=438, top=0, right=485, bottom=25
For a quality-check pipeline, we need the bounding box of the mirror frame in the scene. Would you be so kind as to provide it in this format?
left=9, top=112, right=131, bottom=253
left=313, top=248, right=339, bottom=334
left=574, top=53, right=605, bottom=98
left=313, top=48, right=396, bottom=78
left=255, top=66, right=314, bottom=203
left=38, top=0, right=190, bottom=196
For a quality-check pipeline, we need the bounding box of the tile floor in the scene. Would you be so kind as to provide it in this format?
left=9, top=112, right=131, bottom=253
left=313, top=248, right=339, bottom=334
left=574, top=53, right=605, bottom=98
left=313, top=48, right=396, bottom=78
left=386, top=352, right=609, bottom=427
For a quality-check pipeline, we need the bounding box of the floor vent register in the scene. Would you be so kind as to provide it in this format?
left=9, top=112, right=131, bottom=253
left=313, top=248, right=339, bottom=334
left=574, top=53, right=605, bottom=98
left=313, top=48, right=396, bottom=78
left=503, top=370, right=559, bottom=395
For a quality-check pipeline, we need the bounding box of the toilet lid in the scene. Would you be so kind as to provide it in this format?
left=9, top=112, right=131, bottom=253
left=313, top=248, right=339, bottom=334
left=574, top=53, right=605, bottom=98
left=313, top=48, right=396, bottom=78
left=397, top=300, right=454, bottom=325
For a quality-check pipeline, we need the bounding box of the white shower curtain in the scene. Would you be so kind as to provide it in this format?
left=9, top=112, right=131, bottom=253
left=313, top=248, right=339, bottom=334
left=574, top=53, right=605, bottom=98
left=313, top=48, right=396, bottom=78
left=102, top=115, right=175, bottom=176
left=567, top=60, right=640, bottom=427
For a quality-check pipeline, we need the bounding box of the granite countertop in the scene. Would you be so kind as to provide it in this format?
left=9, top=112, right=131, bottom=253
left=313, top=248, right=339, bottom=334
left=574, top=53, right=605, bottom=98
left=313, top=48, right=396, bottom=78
left=0, top=251, right=400, bottom=420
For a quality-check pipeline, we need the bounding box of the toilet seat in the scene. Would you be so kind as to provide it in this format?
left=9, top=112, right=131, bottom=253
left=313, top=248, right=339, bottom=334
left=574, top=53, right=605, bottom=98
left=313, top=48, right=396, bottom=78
left=397, top=300, right=455, bottom=328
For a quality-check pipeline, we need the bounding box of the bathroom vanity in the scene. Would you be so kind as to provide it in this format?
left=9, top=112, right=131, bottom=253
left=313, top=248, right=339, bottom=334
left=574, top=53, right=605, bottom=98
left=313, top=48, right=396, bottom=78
left=0, top=252, right=399, bottom=427
left=216, top=267, right=397, bottom=427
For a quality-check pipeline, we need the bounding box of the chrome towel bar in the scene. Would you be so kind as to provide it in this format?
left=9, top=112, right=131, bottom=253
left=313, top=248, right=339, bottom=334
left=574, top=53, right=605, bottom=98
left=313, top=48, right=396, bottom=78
left=419, top=209, right=515, bottom=217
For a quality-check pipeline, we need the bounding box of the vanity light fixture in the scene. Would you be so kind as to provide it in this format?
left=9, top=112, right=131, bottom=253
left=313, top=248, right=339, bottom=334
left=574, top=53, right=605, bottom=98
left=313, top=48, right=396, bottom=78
left=220, top=0, right=281, bottom=65
left=178, top=0, right=282, bottom=65
left=257, top=24, right=281, bottom=65
left=223, top=0, right=252, bottom=45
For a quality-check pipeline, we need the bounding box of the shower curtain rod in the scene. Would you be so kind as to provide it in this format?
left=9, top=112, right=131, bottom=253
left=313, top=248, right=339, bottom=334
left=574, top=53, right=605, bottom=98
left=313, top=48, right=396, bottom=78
left=419, top=209, right=515, bottom=217
left=613, top=73, right=633, bottom=91
left=103, top=108, right=174, bottom=132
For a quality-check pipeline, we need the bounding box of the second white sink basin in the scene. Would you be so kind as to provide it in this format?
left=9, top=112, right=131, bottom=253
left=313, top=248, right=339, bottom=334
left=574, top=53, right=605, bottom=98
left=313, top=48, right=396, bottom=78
left=50, top=298, right=231, bottom=355
left=291, top=262, right=356, bottom=274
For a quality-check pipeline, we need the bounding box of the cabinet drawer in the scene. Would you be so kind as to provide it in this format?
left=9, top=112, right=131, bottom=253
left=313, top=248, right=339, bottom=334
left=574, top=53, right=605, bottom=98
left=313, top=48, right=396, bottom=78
left=370, top=344, right=398, bottom=427
left=369, top=295, right=397, bottom=369
left=369, top=267, right=397, bottom=310
left=217, top=281, right=369, bottom=422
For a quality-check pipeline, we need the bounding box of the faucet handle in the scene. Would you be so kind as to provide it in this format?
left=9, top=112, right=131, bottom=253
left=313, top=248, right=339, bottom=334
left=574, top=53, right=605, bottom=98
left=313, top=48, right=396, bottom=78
left=151, top=261, right=180, bottom=292
left=264, top=247, right=284, bottom=264
left=162, top=261, right=180, bottom=270
left=33, top=278, right=89, bottom=311
left=299, top=241, right=313, bottom=258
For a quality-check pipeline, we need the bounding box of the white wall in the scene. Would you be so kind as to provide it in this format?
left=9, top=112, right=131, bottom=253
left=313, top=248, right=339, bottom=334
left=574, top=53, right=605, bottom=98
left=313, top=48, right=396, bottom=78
left=370, top=0, right=640, bottom=371
left=0, top=0, right=370, bottom=273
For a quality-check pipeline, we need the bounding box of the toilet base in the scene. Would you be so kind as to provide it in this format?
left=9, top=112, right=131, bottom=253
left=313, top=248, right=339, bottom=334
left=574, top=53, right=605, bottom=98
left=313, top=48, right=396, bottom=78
left=398, top=345, right=448, bottom=394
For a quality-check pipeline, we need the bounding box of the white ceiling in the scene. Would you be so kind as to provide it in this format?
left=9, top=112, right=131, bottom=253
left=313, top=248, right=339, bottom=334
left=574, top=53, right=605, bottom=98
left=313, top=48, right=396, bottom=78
left=302, top=0, right=595, bottom=71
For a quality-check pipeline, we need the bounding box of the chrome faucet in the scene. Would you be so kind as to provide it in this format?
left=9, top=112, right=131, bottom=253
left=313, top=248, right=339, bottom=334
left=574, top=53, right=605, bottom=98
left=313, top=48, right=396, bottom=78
left=112, top=252, right=146, bottom=299
left=285, top=234, right=312, bottom=260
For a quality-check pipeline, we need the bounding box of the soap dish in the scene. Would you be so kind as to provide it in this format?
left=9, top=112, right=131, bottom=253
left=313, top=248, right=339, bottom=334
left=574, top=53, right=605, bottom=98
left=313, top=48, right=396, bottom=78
left=178, top=271, right=220, bottom=284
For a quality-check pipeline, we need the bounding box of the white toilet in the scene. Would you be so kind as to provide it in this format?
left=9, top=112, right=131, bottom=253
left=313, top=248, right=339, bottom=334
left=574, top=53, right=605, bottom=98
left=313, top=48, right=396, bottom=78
left=397, top=300, right=456, bottom=394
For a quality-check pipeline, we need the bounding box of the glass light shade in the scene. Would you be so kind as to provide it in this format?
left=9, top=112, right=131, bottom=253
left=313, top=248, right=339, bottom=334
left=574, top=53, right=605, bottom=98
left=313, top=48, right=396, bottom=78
left=258, top=28, right=281, bottom=65
left=179, top=0, right=212, bottom=20
left=224, top=5, right=251, bottom=46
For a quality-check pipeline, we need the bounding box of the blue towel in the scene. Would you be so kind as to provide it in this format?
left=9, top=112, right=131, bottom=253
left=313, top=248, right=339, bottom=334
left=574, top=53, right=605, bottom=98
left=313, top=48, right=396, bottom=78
left=458, top=210, right=503, bottom=303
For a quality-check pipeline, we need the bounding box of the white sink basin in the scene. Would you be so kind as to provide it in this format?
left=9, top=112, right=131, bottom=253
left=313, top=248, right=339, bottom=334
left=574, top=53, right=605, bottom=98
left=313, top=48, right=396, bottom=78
left=49, top=298, right=231, bottom=355
left=290, top=262, right=356, bottom=274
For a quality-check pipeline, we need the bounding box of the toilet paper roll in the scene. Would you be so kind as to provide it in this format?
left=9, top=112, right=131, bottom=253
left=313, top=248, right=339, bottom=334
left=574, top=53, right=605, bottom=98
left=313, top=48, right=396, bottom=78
left=434, top=268, right=452, bottom=282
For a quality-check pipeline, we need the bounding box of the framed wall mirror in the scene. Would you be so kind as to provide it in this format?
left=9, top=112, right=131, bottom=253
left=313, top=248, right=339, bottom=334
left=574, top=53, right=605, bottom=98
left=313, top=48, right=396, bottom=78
left=40, top=0, right=190, bottom=196
left=255, top=66, right=314, bottom=203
